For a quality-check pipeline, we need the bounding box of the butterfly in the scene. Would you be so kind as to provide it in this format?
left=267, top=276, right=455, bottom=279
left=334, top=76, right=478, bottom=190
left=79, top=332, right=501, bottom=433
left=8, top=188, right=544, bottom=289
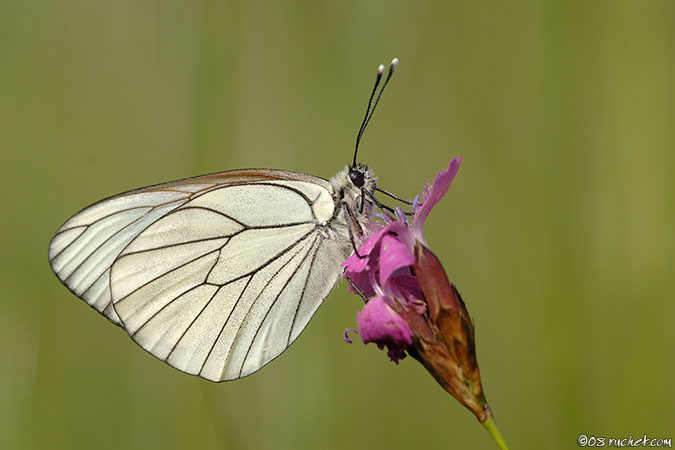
left=48, top=58, right=402, bottom=382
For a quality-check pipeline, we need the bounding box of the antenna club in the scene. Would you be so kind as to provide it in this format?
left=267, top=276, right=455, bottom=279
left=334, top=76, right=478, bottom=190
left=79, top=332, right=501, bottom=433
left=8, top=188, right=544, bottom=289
left=353, top=58, right=399, bottom=167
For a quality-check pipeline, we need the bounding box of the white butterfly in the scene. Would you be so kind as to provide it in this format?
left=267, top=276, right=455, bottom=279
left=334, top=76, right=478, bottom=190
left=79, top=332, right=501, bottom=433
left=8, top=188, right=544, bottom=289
left=48, top=58, right=400, bottom=382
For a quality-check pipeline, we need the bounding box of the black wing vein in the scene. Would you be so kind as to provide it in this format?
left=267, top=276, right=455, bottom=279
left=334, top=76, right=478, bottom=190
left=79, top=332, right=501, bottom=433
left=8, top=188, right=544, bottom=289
left=163, top=285, right=223, bottom=362
left=287, top=238, right=323, bottom=346
left=64, top=208, right=153, bottom=285
left=237, top=235, right=320, bottom=377
left=197, top=275, right=254, bottom=376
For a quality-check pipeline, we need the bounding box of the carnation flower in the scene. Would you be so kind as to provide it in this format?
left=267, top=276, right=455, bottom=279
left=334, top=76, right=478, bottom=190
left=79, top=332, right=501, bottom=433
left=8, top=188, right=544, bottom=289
left=342, top=157, right=464, bottom=367
left=342, top=158, right=510, bottom=450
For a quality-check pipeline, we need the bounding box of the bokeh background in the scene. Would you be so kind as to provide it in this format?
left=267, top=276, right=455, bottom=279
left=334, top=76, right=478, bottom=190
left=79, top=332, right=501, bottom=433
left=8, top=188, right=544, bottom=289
left=1, top=1, right=673, bottom=449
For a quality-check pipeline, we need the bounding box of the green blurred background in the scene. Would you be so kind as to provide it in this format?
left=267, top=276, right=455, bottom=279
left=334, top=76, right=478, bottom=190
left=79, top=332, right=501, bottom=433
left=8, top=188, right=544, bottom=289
left=1, top=1, right=673, bottom=449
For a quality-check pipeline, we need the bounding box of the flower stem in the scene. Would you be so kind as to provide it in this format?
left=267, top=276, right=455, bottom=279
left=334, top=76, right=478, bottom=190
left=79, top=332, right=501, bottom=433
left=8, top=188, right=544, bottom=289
left=481, top=416, right=510, bottom=450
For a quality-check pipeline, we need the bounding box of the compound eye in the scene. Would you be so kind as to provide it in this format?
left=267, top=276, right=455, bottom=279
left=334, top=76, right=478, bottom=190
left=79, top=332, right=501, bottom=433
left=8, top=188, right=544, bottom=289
left=349, top=169, right=365, bottom=188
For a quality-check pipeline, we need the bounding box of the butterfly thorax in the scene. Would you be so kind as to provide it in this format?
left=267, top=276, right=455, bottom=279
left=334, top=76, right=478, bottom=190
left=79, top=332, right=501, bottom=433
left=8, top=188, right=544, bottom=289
left=328, top=164, right=377, bottom=242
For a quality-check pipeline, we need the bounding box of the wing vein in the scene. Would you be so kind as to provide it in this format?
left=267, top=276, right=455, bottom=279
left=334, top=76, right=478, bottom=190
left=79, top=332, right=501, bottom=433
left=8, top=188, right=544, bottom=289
left=206, top=231, right=318, bottom=379
left=114, top=248, right=223, bottom=306
left=130, top=282, right=210, bottom=338
left=200, top=182, right=319, bottom=223
left=63, top=207, right=155, bottom=285
left=54, top=206, right=152, bottom=239
left=121, top=235, right=231, bottom=257
left=116, top=226, right=319, bottom=307
left=163, top=285, right=223, bottom=362
left=53, top=199, right=190, bottom=262
left=201, top=226, right=320, bottom=288
left=198, top=275, right=254, bottom=377
left=238, top=235, right=320, bottom=377
left=287, top=238, right=323, bottom=346
left=204, top=249, right=222, bottom=282
left=225, top=238, right=311, bottom=378
left=49, top=227, right=87, bottom=263
left=177, top=206, right=247, bottom=228
left=81, top=268, right=107, bottom=298
left=52, top=225, right=87, bottom=237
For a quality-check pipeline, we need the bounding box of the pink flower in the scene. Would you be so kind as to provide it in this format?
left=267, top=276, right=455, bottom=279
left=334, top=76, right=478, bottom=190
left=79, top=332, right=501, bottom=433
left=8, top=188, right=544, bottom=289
left=342, top=157, right=494, bottom=424
left=342, top=157, right=462, bottom=358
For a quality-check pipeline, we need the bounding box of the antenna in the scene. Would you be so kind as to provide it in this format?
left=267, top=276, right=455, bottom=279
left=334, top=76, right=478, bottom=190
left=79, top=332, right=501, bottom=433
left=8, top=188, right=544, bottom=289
left=352, top=58, right=399, bottom=167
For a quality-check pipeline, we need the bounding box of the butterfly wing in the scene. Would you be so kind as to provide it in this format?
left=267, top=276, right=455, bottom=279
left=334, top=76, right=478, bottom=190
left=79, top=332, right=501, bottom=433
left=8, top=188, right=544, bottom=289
left=49, top=169, right=351, bottom=381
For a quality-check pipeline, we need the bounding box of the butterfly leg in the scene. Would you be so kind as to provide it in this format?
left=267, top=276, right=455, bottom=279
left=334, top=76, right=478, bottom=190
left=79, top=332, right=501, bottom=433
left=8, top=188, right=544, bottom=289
left=346, top=276, right=369, bottom=303
left=375, top=187, right=413, bottom=205
left=342, top=202, right=367, bottom=259
left=365, top=190, right=414, bottom=217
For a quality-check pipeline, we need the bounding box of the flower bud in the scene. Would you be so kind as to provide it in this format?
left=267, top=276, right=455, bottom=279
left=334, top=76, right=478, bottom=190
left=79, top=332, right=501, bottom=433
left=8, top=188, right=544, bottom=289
left=411, top=242, right=491, bottom=422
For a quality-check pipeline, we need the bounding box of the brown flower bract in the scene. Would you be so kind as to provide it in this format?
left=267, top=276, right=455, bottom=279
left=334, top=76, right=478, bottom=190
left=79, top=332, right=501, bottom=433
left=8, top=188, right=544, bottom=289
left=408, top=243, right=492, bottom=423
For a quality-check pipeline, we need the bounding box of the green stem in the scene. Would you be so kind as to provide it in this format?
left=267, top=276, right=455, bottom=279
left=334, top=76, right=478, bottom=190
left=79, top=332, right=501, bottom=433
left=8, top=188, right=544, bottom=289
left=481, top=416, right=510, bottom=450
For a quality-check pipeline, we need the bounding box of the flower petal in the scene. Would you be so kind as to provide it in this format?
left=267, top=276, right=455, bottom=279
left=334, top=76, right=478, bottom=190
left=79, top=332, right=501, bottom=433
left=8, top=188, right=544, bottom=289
left=378, top=234, right=415, bottom=288
left=357, top=296, right=413, bottom=364
left=345, top=270, right=377, bottom=298
left=341, top=226, right=389, bottom=272
left=387, top=274, right=426, bottom=313
left=413, top=157, right=462, bottom=244
left=343, top=220, right=414, bottom=299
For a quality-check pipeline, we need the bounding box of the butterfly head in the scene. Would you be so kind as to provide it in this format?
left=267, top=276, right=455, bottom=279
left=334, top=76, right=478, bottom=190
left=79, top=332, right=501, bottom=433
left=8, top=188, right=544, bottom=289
left=330, top=164, right=377, bottom=231
left=350, top=163, right=379, bottom=191
left=332, top=164, right=376, bottom=196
